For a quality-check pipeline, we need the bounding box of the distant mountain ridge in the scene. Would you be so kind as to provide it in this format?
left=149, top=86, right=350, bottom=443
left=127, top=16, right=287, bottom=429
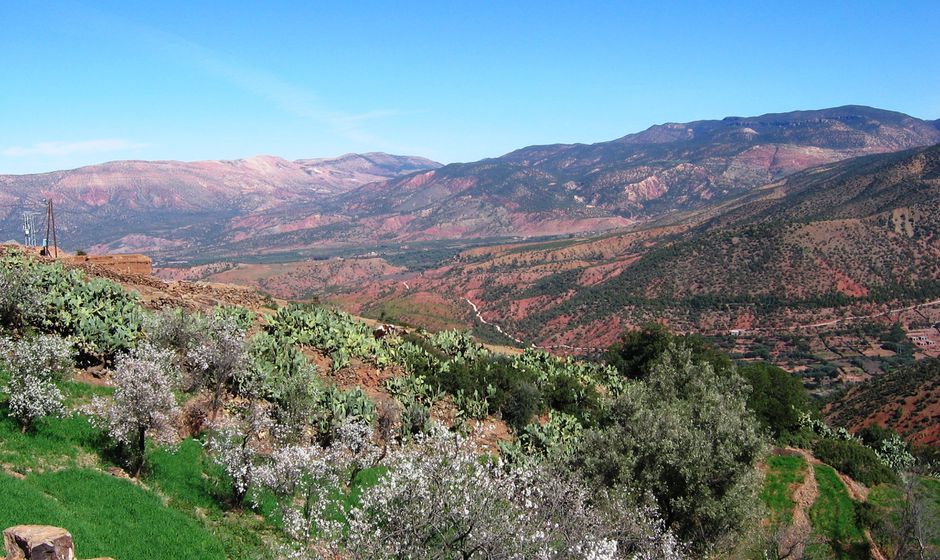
left=0, top=105, right=937, bottom=258
left=317, top=106, right=940, bottom=247
left=186, top=106, right=940, bottom=259
left=0, top=153, right=440, bottom=253
left=330, top=143, right=940, bottom=348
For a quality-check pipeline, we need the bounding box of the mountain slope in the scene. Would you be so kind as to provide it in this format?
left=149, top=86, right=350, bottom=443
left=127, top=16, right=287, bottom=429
left=328, top=106, right=940, bottom=242
left=0, top=153, right=440, bottom=253
left=826, top=358, right=940, bottom=447
left=1, top=106, right=937, bottom=259
left=334, top=143, right=940, bottom=347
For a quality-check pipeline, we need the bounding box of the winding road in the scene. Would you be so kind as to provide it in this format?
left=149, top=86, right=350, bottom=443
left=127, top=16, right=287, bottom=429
left=466, top=293, right=940, bottom=350
left=798, top=298, right=940, bottom=330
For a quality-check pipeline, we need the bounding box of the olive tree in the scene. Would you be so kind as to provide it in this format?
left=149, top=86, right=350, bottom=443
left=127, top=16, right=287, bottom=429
left=573, top=343, right=766, bottom=552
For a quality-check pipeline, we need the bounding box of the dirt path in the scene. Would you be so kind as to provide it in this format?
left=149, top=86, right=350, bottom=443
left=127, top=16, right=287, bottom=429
left=866, top=529, right=888, bottom=560
left=464, top=297, right=606, bottom=352
left=835, top=470, right=869, bottom=502
left=464, top=298, right=525, bottom=345
left=782, top=298, right=940, bottom=331
left=777, top=448, right=820, bottom=559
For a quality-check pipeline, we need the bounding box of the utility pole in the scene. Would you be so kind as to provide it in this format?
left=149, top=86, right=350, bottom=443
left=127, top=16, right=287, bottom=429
left=43, top=199, right=58, bottom=258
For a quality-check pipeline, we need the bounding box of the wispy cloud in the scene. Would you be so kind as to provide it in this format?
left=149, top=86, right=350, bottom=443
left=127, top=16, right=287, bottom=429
left=2, top=138, right=147, bottom=157
left=126, top=22, right=400, bottom=146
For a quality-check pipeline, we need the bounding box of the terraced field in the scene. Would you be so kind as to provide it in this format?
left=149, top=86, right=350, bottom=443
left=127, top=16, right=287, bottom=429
left=756, top=449, right=936, bottom=560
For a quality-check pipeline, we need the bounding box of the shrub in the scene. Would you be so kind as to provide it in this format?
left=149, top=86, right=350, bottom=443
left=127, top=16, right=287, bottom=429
left=500, top=411, right=584, bottom=463
left=738, top=362, right=814, bottom=438
left=604, top=323, right=674, bottom=379
left=37, top=267, right=143, bottom=361
left=544, top=371, right=600, bottom=420
left=399, top=401, right=431, bottom=440
left=501, top=378, right=541, bottom=432
left=311, top=386, right=377, bottom=443
left=812, top=438, right=897, bottom=486
left=245, top=332, right=320, bottom=426
left=264, top=304, right=396, bottom=369
left=605, top=324, right=733, bottom=380
left=213, top=305, right=255, bottom=332
left=857, top=424, right=897, bottom=448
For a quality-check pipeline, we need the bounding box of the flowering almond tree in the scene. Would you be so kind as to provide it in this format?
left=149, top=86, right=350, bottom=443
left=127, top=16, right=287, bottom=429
left=90, top=343, right=180, bottom=477
left=0, top=257, right=42, bottom=331
left=0, top=334, right=73, bottom=432
left=243, top=415, right=687, bottom=559
left=186, top=314, right=249, bottom=419
left=327, top=426, right=685, bottom=559
left=205, top=402, right=274, bottom=504
left=253, top=419, right=382, bottom=551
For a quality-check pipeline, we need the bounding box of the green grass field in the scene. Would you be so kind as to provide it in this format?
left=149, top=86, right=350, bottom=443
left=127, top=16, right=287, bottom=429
left=0, top=469, right=227, bottom=559
left=924, top=477, right=940, bottom=548
left=807, top=464, right=869, bottom=560
left=0, top=394, right=391, bottom=560
left=0, top=371, right=278, bottom=560
left=760, top=453, right=808, bottom=525
left=146, top=439, right=277, bottom=558
left=0, top=409, right=276, bottom=559
left=0, top=407, right=103, bottom=471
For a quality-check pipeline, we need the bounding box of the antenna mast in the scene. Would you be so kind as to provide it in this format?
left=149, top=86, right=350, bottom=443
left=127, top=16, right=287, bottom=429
left=22, top=211, right=41, bottom=246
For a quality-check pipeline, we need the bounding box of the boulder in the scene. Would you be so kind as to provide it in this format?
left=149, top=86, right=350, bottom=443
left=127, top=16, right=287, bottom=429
left=3, top=525, right=75, bottom=560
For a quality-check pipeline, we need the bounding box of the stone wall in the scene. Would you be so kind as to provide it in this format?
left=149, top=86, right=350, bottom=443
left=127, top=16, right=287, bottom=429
left=66, top=254, right=153, bottom=276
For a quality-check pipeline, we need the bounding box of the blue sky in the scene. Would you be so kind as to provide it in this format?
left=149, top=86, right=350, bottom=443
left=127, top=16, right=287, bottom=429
left=2, top=1, right=938, bottom=174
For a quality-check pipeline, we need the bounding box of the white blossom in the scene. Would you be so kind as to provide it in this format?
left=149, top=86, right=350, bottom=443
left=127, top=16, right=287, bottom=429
left=205, top=402, right=274, bottom=502
left=0, top=334, right=73, bottom=431
left=0, top=259, right=43, bottom=329
left=255, top=442, right=343, bottom=546
left=185, top=314, right=249, bottom=416
left=253, top=418, right=381, bottom=552
left=89, top=342, right=180, bottom=476
left=337, top=425, right=686, bottom=559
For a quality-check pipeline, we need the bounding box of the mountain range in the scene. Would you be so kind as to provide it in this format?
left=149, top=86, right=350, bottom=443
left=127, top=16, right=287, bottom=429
left=322, top=141, right=940, bottom=348
left=0, top=153, right=440, bottom=254
left=2, top=105, right=938, bottom=260
left=334, top=106, right=940, bottom=241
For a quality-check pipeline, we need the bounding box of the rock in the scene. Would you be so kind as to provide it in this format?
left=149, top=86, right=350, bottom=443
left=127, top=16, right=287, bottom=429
left=3, top=525, right=75, bottom=560
left=105, top=466, right=130, bottom=479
